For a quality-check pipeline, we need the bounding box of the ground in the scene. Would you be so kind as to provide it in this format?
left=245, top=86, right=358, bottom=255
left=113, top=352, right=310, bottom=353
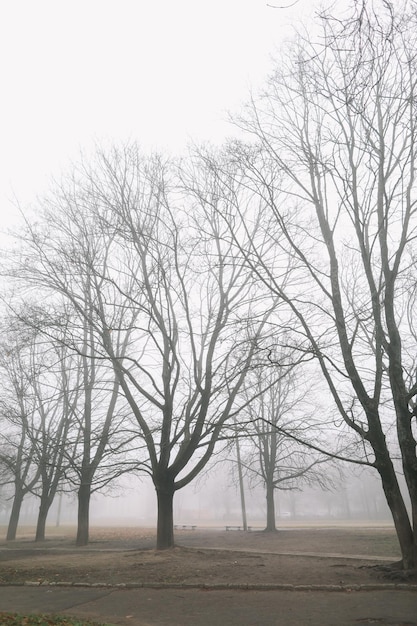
left=0, top=523, right=408, bottom=587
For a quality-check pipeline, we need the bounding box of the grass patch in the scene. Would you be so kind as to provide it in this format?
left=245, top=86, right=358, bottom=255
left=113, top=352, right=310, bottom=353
left=0, top=613, right=114, bottom=626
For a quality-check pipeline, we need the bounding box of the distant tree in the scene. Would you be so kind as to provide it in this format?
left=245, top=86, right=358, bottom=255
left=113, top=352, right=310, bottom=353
left=0, top=296, right=140, bottom=547
left=67, top=325, right=139, bottom=548
left=0, top=322, right=43, bottom=540
left=29, top=342, right=74, bottom=542
left=238, top=359, right=333, bottom=532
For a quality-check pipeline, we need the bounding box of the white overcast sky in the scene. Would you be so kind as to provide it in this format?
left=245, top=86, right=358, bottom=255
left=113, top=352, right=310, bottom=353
left=0, top=0, right=325, bottom=228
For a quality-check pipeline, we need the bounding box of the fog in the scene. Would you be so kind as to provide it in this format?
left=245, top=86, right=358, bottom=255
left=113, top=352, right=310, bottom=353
left=0, top=461, right=396, bottom=532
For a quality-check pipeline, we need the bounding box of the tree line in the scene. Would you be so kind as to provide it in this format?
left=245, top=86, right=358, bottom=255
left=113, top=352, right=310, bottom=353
left=1, top=0, right=417, bottom=570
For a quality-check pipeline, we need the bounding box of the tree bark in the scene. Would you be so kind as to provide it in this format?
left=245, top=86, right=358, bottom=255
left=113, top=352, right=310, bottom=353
left=35, top=496, right=51, bottom=542
left=6, top=491, right=24, bottom=541
left=55, top=492, right=63, bottom=527
left=76, top=483, right=91, bottom=547
left=376, top=456, right=416, bottom=569
left=156, top=481, right=175, bottom=550
left=265, top=482, right=277, bottom=532
left=235, top=427, right=248, bottom=531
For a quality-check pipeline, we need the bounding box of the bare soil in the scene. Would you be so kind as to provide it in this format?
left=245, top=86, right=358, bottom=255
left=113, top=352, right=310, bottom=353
left=0, top=524, right=408, bottom=587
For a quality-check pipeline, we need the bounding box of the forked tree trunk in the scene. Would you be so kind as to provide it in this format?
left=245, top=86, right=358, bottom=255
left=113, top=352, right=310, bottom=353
left=35, top=496, right=51, bottom=541
left=377, top=457, right=416, bottom=569
left=6, top=491, right=24, bottom=541
left=156, top=483, right=175, bottom=550
left=265, top=482, right=277, bottom=532
left=76, top=483, right=91, bottom=547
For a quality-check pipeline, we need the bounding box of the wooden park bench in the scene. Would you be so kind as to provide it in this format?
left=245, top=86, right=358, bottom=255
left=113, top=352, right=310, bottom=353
left=174, top=524, right=197, bottom=530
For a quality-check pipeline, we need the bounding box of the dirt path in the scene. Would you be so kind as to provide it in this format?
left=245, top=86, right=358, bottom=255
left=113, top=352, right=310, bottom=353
left=0, top=525, right=408, bottom=588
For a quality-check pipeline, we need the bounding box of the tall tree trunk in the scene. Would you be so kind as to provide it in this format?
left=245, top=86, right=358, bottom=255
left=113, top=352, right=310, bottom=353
left=342, top=486, right=351, bottom=520
left=377, top=458, right=416, bottom=569
left=290, top=492, right=297, bottom=519
left=156, top=481, right=175, bottom=550
left=55, top=492, right=63, bottom=527
left=35, top=496, right=51, bottom=542
left=6, top=491, right=24, bottom=541
left=265, top=482, right=276, bottom=532
left=76, top=482, right=91, bottom=547
left=235, top=429, right=248, bottom=531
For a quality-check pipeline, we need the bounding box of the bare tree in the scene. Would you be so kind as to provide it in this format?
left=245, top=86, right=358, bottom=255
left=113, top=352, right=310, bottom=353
left=226, top=1, right=417, bottom=570
left=238, top=360, right=334, bottom=532
left=5, top=282, right=141, bottom=547
left=0, top=322, right=44, bottom=540
left=29, top=342, right=74, bottom=542
left=9, top=145, right=276, bottom=549
left=64, top=313, right=139, bottom=547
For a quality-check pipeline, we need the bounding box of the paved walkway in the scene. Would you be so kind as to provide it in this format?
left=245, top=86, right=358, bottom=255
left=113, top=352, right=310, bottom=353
left=0, top=545, right=416, bottom=625
left=0, top=585, right=416, bottom=626
left=194, top=546, right=398, bottom=561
